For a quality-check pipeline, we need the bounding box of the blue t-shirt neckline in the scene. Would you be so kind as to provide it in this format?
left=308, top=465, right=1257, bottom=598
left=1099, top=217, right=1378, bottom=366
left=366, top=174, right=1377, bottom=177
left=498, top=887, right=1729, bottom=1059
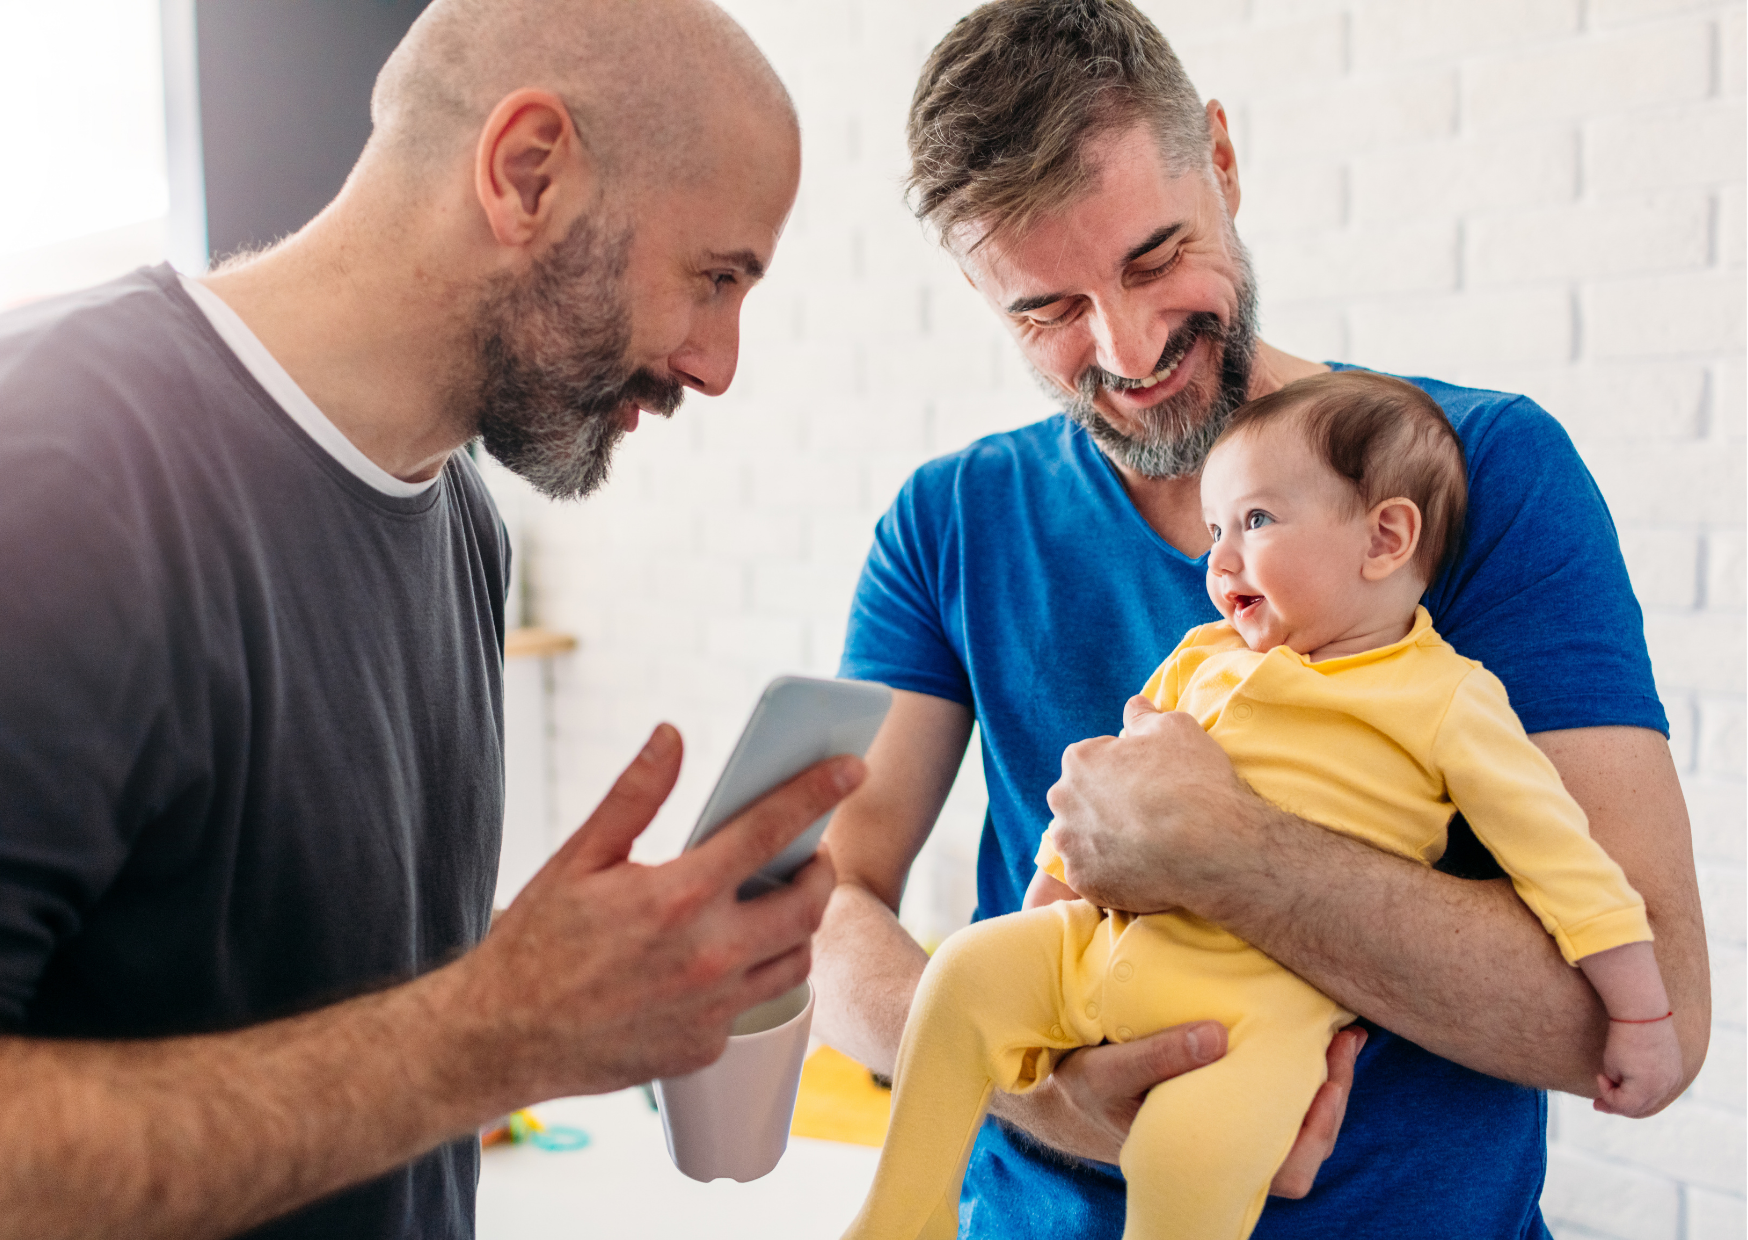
left=1073, top=418, right=1210, bottom=567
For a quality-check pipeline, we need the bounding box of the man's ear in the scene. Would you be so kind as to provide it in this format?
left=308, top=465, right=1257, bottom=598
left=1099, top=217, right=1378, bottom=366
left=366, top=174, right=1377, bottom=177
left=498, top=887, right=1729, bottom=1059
left=474, top=88, right=596, bottom=248
left=1361, top=497, right=1422, bottom=582
left=1206, top=100, right=1241, bottom=220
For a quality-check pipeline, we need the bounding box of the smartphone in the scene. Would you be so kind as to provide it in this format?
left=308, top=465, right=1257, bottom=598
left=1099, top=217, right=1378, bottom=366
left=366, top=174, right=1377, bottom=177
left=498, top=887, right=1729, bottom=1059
left=683, top=675, right=892, bottom=900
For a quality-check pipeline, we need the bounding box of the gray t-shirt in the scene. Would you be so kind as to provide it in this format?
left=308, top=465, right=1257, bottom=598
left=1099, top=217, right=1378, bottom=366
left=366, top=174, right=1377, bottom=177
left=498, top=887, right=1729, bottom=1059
left=0, top=265, right=508, bottom=1238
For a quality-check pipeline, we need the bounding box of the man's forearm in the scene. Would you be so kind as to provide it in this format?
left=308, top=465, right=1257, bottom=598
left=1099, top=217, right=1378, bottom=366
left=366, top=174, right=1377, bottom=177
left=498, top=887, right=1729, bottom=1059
left=1201, top=805, right=1606, bottom=1094
left=0, top=729, right=858, bottom=1240
left=811, top=882, right=929, bottom=1077
left=1, top=963, right=497, bottom=1240
left=1050, top=714, right=1707, bottom=1099
left=810, top=878, right=1116, bottom=1157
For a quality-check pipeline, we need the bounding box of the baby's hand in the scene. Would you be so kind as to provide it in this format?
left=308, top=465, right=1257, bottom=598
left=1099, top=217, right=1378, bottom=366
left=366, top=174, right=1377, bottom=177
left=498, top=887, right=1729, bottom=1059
left=1022, top=869, right=1080, bottom=910
left=1594, top=1016, right=1684, bottom=1117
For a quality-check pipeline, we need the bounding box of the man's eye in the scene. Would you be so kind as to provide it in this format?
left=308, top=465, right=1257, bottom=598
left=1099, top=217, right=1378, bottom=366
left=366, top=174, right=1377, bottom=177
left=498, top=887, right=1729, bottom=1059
left=1245, top=510, right=1274, bottom=530
left=1025, top=305, right=1075, bottom=328
left=1136, top=250, right=1181, bottom=280
left=711, top=272, right=738, bottom=291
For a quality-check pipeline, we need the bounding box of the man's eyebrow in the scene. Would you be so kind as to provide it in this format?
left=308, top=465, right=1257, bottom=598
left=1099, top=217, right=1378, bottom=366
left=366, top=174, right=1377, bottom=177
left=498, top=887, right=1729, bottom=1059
left=1121, top=224, right=1184, bottom=267
left=1002, top=224, right=1187, bottom=315
left=707, top=249, right=767, bottom=280
left=1005, top=289, right=1072, bottom=315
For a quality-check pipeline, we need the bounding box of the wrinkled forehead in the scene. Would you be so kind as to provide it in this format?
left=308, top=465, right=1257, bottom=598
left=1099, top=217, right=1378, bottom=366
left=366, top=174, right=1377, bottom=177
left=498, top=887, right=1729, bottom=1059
left=955, top=126, right=1224, bottom=289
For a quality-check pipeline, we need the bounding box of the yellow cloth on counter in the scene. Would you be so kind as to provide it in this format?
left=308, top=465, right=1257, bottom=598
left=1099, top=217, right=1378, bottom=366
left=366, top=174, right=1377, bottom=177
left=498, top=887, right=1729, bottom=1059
left=791, top=1045, right=891, bottom=1147
left=845, top=608, right=1648, bottom=1240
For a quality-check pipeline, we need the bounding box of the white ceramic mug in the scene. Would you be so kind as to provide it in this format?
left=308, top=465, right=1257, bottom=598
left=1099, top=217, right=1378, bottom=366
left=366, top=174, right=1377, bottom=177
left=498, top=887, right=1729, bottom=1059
left=653, top=981, right=815, bottom=1183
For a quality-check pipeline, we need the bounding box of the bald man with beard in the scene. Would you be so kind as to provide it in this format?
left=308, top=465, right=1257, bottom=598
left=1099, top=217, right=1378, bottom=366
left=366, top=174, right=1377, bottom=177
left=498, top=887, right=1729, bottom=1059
left=0, top=3, right=861, bottom=1238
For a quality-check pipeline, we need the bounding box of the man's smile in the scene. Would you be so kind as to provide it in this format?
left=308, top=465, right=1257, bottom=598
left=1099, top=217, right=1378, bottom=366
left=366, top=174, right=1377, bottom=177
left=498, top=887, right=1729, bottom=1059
left=1100, top=335, right=1208, bottom=415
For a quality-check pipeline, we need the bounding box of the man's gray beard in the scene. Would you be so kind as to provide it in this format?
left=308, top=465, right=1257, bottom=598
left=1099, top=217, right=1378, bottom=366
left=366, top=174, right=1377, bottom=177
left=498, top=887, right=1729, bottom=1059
left=1044, top=240, right=1260, bottom=480
left=471, top=213, right=684, bottom=502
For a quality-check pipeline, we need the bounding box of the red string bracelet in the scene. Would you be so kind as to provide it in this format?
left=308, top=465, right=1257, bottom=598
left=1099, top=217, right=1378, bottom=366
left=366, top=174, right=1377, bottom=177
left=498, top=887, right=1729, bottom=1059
left=1609, top=1011, right=1674, bottom=1024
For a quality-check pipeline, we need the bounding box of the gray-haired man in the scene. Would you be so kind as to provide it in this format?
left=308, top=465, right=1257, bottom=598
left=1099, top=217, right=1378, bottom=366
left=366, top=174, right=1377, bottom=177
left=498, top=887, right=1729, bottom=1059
left=814, top=2, right=1708, bottom=1236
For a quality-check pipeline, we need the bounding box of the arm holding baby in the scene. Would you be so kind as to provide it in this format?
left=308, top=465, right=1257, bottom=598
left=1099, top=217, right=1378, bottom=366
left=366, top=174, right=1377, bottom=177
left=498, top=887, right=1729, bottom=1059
left=1435, top=667, right=1684, bottom=1116
left=1046, top=369, right=1693, bottom=1122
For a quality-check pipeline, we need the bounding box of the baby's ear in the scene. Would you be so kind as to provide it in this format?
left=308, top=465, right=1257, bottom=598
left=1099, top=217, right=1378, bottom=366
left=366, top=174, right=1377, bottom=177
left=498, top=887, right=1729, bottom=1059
left=1362, top=497, right=1422, bottom=582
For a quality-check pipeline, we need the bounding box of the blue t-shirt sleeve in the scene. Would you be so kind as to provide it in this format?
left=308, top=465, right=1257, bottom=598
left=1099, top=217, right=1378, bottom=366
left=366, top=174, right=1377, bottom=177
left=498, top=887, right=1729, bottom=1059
left=1424, top=395, right=1667, bottom=737
left=838, top=464, right=972, bottom=707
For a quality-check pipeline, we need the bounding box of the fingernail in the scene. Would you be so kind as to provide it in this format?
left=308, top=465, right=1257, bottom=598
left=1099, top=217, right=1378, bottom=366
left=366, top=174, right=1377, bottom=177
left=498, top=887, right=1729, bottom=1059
left=642, top=724, right=678, bottom=761
left=832, top=756, right=864, bottom=794
left=1187, top=1024, right=1218, bottom=1062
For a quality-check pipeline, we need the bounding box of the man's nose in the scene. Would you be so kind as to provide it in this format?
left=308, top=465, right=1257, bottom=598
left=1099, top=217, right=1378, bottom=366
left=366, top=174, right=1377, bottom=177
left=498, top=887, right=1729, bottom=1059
left=1088, top=299, right=1167, bottom=382
left=670, top=308, right=741, bottom=398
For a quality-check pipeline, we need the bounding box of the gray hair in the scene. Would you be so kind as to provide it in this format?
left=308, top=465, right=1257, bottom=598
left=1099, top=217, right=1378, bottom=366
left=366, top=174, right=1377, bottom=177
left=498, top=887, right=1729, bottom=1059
left=907, top=0, right=1210, bottom=248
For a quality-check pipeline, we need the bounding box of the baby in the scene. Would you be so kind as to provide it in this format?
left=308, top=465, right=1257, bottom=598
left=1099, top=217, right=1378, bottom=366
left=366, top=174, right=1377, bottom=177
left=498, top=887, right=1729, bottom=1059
left=842, top=370, right=1682, bottom=1240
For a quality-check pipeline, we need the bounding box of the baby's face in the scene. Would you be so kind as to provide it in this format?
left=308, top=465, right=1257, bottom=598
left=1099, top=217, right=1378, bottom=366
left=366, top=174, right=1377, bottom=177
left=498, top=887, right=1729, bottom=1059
left=1200, top=421, right=1375, bottom=655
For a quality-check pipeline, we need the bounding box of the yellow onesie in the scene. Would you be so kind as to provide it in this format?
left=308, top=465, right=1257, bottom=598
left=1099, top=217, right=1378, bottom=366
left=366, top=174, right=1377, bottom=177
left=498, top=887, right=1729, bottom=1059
left=842, top=607, right=1651, bottom=1240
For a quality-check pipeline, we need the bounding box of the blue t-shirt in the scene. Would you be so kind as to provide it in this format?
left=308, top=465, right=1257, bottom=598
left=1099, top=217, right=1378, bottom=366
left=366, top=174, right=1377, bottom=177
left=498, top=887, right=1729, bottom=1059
left=838, top=370, right=1666, bottom=1240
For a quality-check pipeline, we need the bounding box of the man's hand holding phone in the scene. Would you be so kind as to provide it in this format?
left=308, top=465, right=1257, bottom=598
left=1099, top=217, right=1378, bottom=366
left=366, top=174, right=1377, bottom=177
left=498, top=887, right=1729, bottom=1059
left=440, top=720, right=865, bottom=1116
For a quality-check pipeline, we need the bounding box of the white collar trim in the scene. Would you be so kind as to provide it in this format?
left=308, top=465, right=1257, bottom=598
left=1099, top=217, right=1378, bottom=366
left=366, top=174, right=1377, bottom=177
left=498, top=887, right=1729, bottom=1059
left=178, top=273, right=436, bottom=498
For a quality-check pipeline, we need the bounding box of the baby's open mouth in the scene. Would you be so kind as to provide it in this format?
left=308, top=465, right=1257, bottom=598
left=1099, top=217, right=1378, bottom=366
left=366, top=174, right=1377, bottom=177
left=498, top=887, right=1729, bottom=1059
left=1233, top=595, right=1263, bottom=617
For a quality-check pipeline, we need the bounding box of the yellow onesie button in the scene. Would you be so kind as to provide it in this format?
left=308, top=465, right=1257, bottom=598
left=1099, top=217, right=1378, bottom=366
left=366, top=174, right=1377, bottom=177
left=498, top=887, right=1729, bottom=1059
left=1233, top=703, right=1253, bottom=720
left=1113, top=961, right=1135, bottom=981
left=1050, top=1025, right=1065, bottom=1040
left=1116, top=1026, right=1134, bottom=1041
left=1085, top=1002, right=1099, bottom=1019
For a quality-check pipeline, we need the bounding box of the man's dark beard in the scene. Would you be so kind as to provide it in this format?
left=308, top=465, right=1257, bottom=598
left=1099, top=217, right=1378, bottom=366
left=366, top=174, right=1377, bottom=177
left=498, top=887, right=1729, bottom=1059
left=472, top=213, right=685, bottom=501
left=1050, top=236, right=1259, bottom=480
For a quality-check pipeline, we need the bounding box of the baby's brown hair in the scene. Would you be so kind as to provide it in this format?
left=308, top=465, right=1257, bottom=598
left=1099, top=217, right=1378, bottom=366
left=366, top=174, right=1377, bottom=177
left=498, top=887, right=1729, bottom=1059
left=1216, top=370, right=1468, bottom=582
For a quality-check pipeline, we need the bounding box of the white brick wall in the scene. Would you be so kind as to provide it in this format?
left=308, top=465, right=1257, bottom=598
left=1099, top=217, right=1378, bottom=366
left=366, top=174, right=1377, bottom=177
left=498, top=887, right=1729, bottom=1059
left=497, top=1, right=1746, bottom=1233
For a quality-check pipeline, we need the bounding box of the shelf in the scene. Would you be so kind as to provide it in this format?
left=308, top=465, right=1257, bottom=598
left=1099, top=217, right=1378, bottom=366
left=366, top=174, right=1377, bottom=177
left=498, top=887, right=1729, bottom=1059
left=505, top=627, right=579, bottom=660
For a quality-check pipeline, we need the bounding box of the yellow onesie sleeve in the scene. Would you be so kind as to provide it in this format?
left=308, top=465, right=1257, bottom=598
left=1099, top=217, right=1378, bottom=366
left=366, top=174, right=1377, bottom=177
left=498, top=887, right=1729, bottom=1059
left=1138, top=631, right=1196, bottom=712
left=1434, top=667, right=1652, bottom=964
left=1035, top=829, right=1067, bottom=882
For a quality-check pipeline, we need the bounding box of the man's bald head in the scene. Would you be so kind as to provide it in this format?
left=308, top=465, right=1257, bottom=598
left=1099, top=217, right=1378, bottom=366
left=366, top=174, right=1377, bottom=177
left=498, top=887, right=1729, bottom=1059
left=369, top=0, right=795, bottom=190
left=323, top=0, right=801, bottom=505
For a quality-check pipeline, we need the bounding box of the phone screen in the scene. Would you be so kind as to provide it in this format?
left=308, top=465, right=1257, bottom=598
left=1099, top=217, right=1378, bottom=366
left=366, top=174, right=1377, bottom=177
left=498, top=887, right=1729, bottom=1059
left=684, top=676, right=892, bottom=899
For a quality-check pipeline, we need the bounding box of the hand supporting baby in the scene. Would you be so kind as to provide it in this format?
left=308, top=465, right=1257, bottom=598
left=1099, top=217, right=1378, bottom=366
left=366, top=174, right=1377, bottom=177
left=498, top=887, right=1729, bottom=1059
left=1046, top=695, right=1265, bottom=917
left=1016, top=854, right=1366, bottom=1199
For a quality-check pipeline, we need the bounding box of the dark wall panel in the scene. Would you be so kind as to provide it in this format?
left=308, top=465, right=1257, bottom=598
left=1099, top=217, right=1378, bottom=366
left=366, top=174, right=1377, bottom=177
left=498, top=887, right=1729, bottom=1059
left=196, top=0, right=433, bottom=260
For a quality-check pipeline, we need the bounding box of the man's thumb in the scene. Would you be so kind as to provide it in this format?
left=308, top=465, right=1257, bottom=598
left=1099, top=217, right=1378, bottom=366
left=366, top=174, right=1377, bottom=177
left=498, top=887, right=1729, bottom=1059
left=1122, top=693, right=1163, bottom=732
left=1109, top=1021, right=1228, bottom=1095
